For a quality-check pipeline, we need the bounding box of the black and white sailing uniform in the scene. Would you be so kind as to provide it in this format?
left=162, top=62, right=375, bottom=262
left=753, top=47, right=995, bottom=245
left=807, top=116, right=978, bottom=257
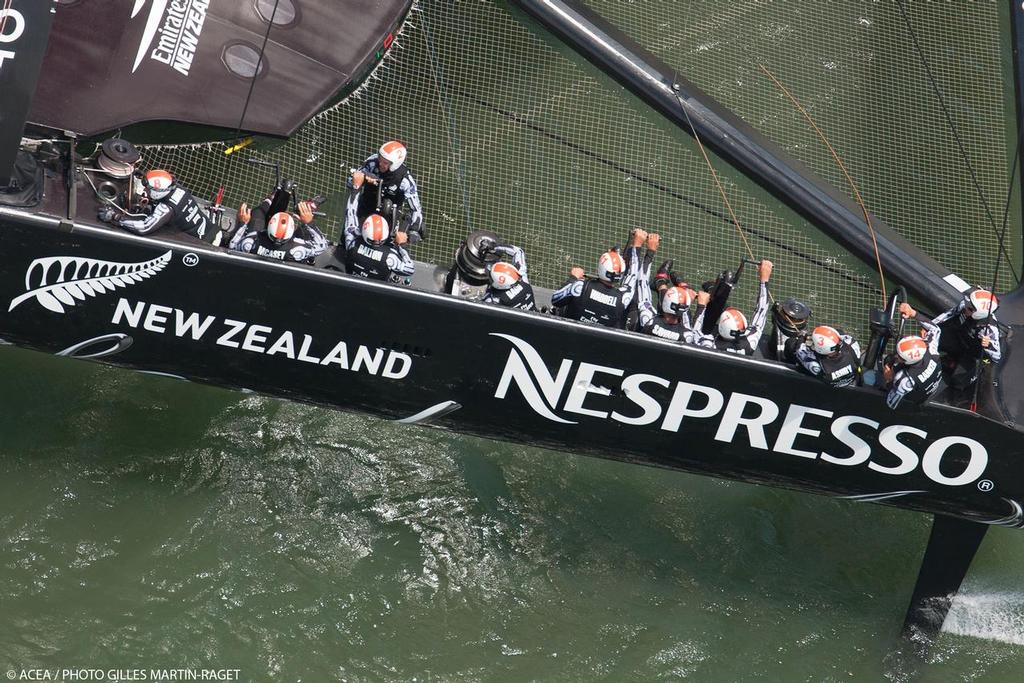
left=931, top=298, right=1002, bottom=385
left=794, top=333, right=862, bottom=388
left=692, top=281, right=771, bottom=355
left=550, top=247, right=641, bottom=329
left=228, top=220, right=328, bottom=265
left=636, top=257, right=705, bottom=343
left=342, top=221, right=416, bottom=282
left=886, top=318, right=942, bottom=410
left=117, top=185, right=221, bottom=245
left=482, top=244, right=536, bottom=311
left=346, top=154, right=425, bottom=242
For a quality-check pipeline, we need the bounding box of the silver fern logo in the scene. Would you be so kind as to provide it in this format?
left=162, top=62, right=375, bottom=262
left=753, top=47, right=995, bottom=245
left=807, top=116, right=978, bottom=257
left=8, top=251, right=173, bottom=314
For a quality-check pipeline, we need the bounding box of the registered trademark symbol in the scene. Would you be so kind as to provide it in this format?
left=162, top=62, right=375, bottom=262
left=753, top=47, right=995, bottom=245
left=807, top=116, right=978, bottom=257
left=978, top=479, right=994, bottom=492
left=182, top=252, right=200, bottom=267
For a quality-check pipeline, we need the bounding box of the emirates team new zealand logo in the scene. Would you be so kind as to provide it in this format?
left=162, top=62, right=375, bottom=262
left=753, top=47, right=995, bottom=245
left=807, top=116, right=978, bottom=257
left=8, top=251, right=172, bottom=314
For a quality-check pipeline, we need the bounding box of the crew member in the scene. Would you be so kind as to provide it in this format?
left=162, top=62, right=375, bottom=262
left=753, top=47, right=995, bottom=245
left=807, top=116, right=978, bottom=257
left=883, top=303, right=943, bottom=410
left=482, top=244, right=536, bottom=311
left=794, top=325, right=862, bottom=387
left=692, top=260, right=773, bottom=355
left=636, top=233, right=710, bottom=341
left=229, top=200, right=328, bottom=265
left=930, top=287, right=1002, bottom=389
left=346, top=140, right=425, bottom=243
left=551, top=229, right=645, bottom=329
left=101, top=169, right=221, bottom=245
left=344, top=214, right=416, bottom=282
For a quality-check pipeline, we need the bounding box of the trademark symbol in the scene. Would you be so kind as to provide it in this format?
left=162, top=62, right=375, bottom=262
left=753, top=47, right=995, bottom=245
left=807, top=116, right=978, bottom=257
left=182, top=252, right=200, bottom=267
left=978, top=479, right=994, bottom=492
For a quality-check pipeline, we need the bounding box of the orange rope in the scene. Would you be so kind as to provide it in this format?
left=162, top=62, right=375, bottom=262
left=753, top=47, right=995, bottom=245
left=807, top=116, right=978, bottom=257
left=677, top=90, right=774, bottom=302
left=758, top=64, right=887, bottom=306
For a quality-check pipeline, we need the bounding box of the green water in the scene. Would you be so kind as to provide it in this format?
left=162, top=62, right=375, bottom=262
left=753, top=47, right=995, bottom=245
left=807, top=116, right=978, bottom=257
left=2, top=348, right=1024, bottom=681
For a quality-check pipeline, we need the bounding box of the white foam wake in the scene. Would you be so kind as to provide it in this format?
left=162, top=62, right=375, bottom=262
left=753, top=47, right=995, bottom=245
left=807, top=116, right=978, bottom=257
left=943, top=592, right=1024, bottom=646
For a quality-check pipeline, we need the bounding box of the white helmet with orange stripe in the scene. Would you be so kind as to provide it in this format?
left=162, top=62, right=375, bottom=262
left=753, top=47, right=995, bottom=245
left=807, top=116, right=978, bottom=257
left=489, top=261, right=521, bottom=290
left=361, top=214, right=390, bottom=245
left=661, top=285, right=694, bottom=315
left=896, top=335, right=928, bottom=365
left=810, top=325, right=842, bottom=356
left=967, top=288, right=998, bottom=320
left=267, top=212, right=296, bottom=244
left=378, top=140, right=407, bottom=170
left=597, top=250, right=625, bottom=283
left=144, top=169, right=175, bottom=200
left=717, top=307, right=747, bottom=339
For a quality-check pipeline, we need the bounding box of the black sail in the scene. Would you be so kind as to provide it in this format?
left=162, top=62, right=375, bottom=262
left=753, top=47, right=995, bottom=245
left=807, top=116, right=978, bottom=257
left=28, top=0, right=412, bottom=139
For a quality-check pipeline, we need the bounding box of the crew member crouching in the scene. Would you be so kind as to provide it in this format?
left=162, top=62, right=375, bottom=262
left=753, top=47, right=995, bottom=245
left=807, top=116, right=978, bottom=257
left=931, top=287, right=1002, bottom=389
left=794, top=325, right=862, bottom=388
left=482, top=244, right=536, bottom=311
left=883, top=303, right=942, bottom=410
left=101, top=169, right=222, bottom=245
left=551, top=229, right=644, bottom=329
left=693, top=260, right=773, bottom=355
left=229, top=200, right=328, bottom=264
left=344, top=214, right=415, bottom=283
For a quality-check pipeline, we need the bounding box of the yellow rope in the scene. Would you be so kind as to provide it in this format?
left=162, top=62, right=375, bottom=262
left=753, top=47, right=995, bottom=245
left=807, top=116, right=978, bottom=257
left=758, top=63, right=887, bottom=306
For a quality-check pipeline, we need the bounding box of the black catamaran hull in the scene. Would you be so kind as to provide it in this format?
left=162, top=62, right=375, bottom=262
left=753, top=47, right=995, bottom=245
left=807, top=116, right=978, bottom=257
left=2, top=209, right=1022, bottom=531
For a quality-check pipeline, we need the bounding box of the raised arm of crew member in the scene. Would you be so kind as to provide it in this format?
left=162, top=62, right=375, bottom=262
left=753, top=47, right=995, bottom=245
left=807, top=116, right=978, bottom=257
left=492, top=244, right=529, bottom=282
left=884, top=303, right=943, bottom=410
left=286, top=201, right=330, bottom=264
left=387, top=230, right=416, bottom=277
left=345, top=169, right=366, bottom=237
left=229, top=202, right=258, bottom=253
left=744, top=262, right=773, bottom=350
left=692, top=260, right=772, bottom=355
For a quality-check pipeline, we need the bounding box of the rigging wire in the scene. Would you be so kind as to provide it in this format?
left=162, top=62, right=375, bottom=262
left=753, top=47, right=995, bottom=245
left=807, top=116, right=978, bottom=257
left=218, top=0, right=281, bottom=203
left=421, top=10, right=474, bottom=232
left=895, top=0, right=1020, bottom=284
left=758, top=64, right=888, bottom=307
left=671, top=85, right=764, bottom=274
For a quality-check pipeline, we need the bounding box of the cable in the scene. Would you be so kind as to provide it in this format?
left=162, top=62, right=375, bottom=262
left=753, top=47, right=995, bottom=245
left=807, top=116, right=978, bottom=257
left=895, top=0, right=1019, bottom=283
left=758, top=64, right=888, bottom=307
left=671, top=88, right=761, bottom=272
left=215, top=0, right=281, bottom=207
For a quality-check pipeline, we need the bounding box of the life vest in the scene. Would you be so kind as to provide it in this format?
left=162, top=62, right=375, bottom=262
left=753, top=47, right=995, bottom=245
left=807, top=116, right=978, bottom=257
left=346, top=237, right=394, bottom=280
left=566, top=279, right=628, bottom=328
left=252, top=231, right=302, bottom=262
left=165, top=186, right=217, bottom=243
left=489, top=281, right=536, bottom=311
left=815, top=343, right=861, bottom=388
left=897, top=353, right=942, bottom=405
left=645, top=316, right=688, bottom=341
left=357, top=162, right=411, bottom=222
